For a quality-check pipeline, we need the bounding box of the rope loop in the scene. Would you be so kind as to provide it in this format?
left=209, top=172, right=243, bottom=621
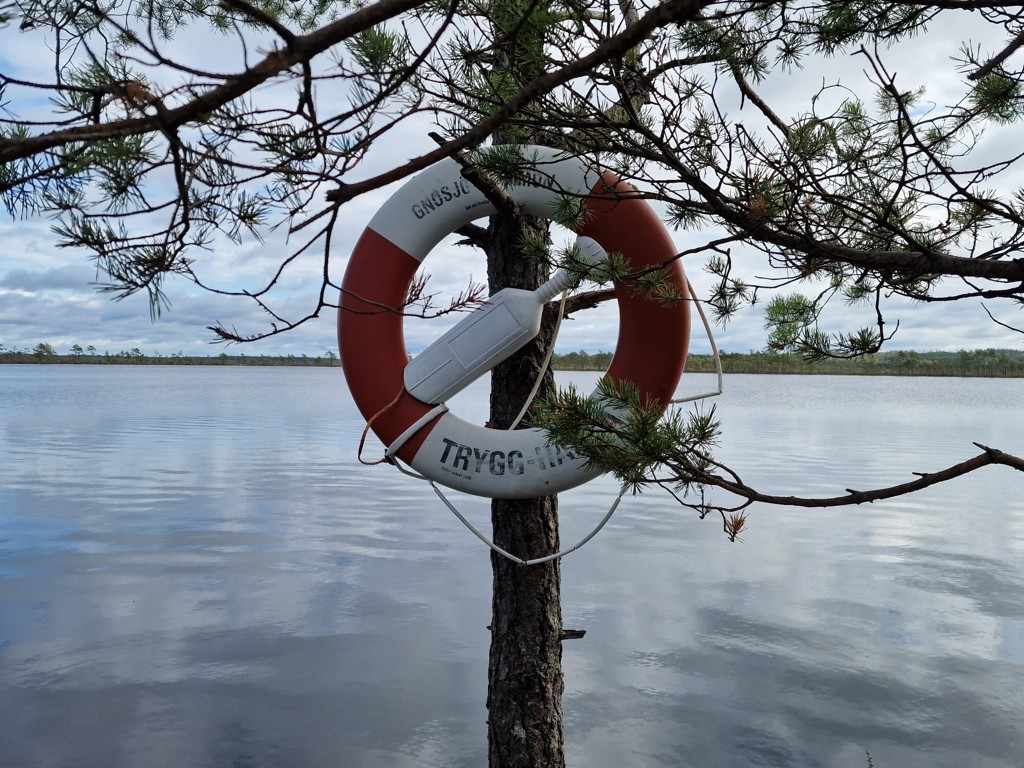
left=357, top=386, right=405, bottom=465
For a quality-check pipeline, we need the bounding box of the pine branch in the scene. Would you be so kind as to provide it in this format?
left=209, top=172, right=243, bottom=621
left=0, top=0, right=428, bottom=164
left=428, top=130, right=519, bottom=217
left=325, top=0, right=715, bottom=203
left=968, top=26, right=1024, bottom=80
left=537, top=386, right=1024, bottom=525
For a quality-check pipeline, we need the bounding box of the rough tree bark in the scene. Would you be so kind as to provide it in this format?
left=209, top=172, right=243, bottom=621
left=480, top=0, right=567, bottom=761
left=484, top=208, right=565, bottom=768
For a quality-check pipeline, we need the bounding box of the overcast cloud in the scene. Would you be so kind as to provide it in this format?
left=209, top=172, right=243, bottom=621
left=1, top=8, right=1023, bottom=359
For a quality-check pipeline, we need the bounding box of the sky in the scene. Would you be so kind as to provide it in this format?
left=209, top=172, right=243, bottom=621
left=1, top=7, right=1023, bottom=360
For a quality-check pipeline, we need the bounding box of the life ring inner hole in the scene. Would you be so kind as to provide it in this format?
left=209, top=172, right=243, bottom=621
left=400, top=220, right=622, bottom=414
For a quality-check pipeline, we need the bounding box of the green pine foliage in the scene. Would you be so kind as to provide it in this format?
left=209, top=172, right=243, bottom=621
left=535, top=377, right=721, bottom=494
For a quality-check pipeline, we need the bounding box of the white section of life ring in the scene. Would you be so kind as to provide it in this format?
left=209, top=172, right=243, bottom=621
left=367, top=147, right=600, bottom=260
left=408, top=410, right=599, bottom=498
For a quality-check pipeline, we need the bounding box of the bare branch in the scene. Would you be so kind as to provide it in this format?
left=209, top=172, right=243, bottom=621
left=562, top=288, right=615, bottom=315
left=681, top=443, right=1024, bottom=509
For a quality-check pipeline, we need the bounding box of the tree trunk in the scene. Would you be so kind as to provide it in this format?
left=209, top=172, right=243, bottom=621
left=485, top=209, right=565, bottom=768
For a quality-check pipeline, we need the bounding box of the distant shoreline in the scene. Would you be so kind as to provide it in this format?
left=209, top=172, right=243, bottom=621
left=3, top=348, right=1023, bottom=377
left=0, top=354, right=338, bottom=367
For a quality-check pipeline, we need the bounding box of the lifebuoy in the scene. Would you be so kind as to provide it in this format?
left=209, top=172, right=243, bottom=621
left=339, top=146, right=690, bottom=499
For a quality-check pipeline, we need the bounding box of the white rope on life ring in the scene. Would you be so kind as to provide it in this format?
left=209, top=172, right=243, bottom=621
left=339, top=146, right=691, bottom=499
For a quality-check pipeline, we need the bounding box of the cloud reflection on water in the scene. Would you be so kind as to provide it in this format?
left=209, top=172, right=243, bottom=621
left=1, top=367, right=1022, bottom=768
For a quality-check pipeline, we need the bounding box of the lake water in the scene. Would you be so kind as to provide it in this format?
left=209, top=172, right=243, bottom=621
left=1, top=365, right=1022, bottom=768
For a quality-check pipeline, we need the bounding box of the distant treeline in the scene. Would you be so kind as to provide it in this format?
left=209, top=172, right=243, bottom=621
left=0, top=343, right=339, bottom=367
left=3, top=343, right=1024, bottom=377
left=552, top=348, right=1024, bottom=378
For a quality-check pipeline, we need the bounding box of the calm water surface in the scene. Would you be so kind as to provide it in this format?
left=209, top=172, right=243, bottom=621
left=1, top=365, right=1022, bottom=767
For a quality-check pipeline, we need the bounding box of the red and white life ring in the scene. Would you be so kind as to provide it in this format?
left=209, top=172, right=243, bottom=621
left=339, top=146, right=690, bottom=498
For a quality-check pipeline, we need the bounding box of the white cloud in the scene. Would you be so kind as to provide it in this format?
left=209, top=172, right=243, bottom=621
left=1, top=264, right=94, bottom=291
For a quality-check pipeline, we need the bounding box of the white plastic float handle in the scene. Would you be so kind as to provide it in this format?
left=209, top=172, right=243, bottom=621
left=404, top=236, right=608, bottom=405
